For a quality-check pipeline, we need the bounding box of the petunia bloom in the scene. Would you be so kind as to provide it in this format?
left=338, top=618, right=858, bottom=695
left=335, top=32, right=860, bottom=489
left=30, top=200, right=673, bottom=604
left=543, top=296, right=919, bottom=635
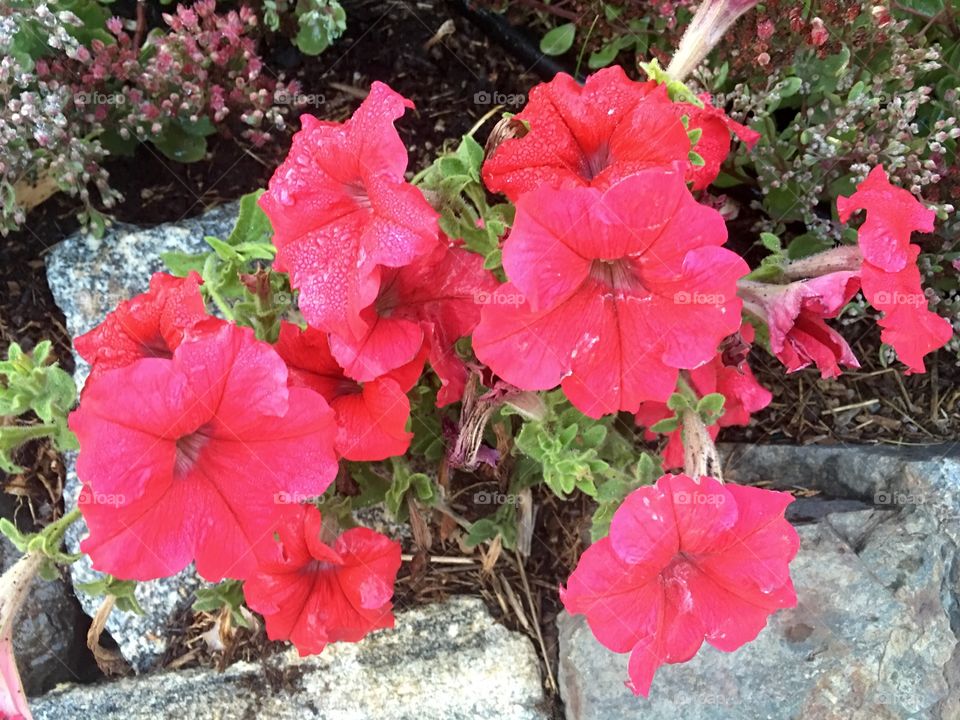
left=327, top=239, right=499, bottom=406
left=274, top=322, right=421, bottom=461
left=677, top=95, right=760, bottom=191
left=74, top=271, right=208, bottom=383
left=837, top=165, right=935, bottom=273
left=739, top=272, right=861, bottom=378
left=243, top=505, right=402, bottom=655
left=636, top=325, right=772, bottom=468
left=473, top=169, right=749, bottom=418
left=71, top=322, right=339, bottom=582
left=561, top=473, right=798, bottom=697
left=860, top=246, right=953, bottom=374
left=259, top=82, right=439, bottom=336
left=837, top=166, right=952, bottom=373
left=481, top=66, right=691, bottom=202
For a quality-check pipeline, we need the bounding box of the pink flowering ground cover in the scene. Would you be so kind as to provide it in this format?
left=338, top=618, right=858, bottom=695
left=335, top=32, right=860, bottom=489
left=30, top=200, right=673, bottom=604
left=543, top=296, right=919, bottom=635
left=3, top=0, right=955, bottom=713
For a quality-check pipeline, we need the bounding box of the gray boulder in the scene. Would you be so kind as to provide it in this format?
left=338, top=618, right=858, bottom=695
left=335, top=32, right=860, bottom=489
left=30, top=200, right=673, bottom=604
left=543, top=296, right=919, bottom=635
left=45, top=205, right=237, bottom=671
left=558, top=445, right=960, bottom=720
left=32, top=596, right=549, bottom=720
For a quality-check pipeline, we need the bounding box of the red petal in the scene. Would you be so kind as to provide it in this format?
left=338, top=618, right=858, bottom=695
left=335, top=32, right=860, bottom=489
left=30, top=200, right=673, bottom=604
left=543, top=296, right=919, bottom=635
left=837, top=166, right=935, bottom=273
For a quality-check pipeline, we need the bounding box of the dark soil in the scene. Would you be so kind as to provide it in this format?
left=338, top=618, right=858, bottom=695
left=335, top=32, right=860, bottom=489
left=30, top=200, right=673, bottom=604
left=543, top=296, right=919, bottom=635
left=1, top=0, right=957, bottom=711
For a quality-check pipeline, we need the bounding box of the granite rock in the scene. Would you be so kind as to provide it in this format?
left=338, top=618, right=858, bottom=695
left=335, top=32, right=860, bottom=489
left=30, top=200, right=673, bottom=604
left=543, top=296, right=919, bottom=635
left=31, top=597, right=549, bottom=720
left=559, top=445, right=960, bottom=720
left=45, top=205, right=237, bottom=672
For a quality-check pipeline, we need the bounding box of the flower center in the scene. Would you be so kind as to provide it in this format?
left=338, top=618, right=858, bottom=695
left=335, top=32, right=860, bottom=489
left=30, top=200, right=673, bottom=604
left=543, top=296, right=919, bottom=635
left=174, top=428, right=210, bottom=477
left=589, top=258, right=644, bottom=293
left=583, top=143, right=611, bottom=181
left=140, top=333, right=173, bottom=359
left=347, top=181, right=373, bottom=211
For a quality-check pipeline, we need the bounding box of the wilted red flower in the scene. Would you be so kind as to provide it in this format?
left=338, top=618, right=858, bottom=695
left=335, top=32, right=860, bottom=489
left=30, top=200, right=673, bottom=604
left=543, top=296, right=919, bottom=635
left=561, top=473, right=798, bottom=697
left=739, top=272, right=861, bottom=378
left=860, top=246, right=953, bottom=373
left=636, top=324, right=772, bottom=468
left=74, top=272, right=208, bottom=382
left=259, top=82, right=439, bottom=336
left=837, top=166, right=935, bottom=273
left=482, top=67, right=691, bottom=201
left=473, top=170, right=748, bottom=418
left=328, top=240, right=499, bottom=406
left=275, top=322, right=420, bottom=461
left=678, top=95, right=760, bottom=191
left=243, top=505, right=401, bottom=655
left=72, top=322, right=339, bottom=581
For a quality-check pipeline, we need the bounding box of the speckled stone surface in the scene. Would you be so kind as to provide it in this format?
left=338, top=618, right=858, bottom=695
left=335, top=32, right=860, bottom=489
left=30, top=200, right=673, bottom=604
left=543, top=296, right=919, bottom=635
left=31, top=596, right=549, bottom=720
left=45, top=205, right=237, bottom=672
left=558, top=445, right=960, bottom=720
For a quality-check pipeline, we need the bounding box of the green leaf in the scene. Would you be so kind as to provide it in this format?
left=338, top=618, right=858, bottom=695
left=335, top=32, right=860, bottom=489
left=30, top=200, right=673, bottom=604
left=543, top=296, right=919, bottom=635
left=759, top=232, right=782, bottom=253
left=696, top=392, right=726, bottom=421
left=77, top=576, right=144, bottom=615
left=193, top=580, right=251, bottom=627
left=649, top=417, right=679, bottom=434
left=152, top=123, right=208, bottom=163
left=540, top=23, right=576, bottom=56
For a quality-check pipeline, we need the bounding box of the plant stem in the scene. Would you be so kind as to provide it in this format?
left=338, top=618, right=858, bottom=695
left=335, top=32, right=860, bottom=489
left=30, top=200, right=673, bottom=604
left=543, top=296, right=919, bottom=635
left=681, top=408, right=724, bottom=482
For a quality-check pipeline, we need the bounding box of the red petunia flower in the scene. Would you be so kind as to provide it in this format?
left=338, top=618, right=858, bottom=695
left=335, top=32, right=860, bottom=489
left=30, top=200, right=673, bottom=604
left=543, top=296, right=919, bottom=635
left=561, top=473, right=799, bottom=697
left=243, top=505, right=401, bottom=655
left=636, top=325, right=772, bottom=468
left=482, top=67, right=691, bottom=201
left=739, top=272, right=861, bottom=378
left=837, top=165, right=935, bottom=273
left=274, top=322, right=421, bottom=461
left=677, top=94, right=760, bottom=191
left=259, top=82, right=439, bottom=336
left=837, top=166, right=952, bottom=373
left=860, top=246, right=953, bottom=373
left=71, top=322, right=339, bottom=582
left=473, top=170, right=748, bottom=418
left=328, top=240, right=499, bottom=406
left=74, top=271, right=208, bottom=383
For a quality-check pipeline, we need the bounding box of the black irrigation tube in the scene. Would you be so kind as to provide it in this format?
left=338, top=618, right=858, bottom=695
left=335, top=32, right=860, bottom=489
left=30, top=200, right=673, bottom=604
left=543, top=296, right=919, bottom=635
left=446, top=0, right=583, bottom=81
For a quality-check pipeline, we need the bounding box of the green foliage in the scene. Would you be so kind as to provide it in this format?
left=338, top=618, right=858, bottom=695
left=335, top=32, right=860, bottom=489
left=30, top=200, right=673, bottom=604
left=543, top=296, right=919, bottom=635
left=508, top=390, right=651, bottom=500
left=193, top=580, right=251, bottom=627
left=162, top=191, right=292, bottom=342
left=77, top=575, right=144, bottom=614
left=0, top=508, right=83, bottom=577
left=540, top=23, right=576, bottom=56
left=0, top=341, right=77, bottom=473
left=415, top=135, right=514, bottom=273
left=293, top=0, right=347, bottom=55
left=384, top=458, right=437, bottom=522
left=590, top=452, right=658, bottom=541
